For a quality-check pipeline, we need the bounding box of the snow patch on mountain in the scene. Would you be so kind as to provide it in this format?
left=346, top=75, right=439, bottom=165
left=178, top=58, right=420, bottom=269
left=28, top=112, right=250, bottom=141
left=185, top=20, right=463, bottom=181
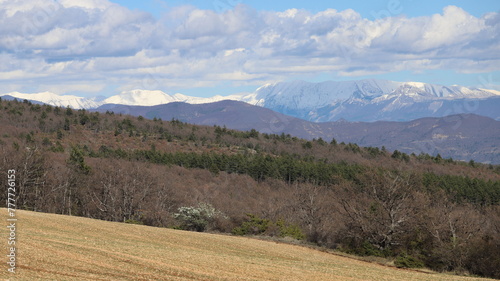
left=480, top=88, right=500, bottom=96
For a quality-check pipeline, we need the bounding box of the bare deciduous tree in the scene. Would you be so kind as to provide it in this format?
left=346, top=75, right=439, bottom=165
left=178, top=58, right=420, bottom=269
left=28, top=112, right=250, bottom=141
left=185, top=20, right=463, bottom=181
left=339, top=172, right=416, bottom=250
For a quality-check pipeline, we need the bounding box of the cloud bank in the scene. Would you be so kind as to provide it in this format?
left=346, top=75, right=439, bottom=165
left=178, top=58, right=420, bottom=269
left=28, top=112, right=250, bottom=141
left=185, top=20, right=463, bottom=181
left=0, top=0, right=498, bottom=95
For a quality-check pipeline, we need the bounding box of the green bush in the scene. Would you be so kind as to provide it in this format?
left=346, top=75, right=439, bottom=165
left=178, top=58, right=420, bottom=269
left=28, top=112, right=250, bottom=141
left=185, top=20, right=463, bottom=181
left=232, top=215, right=305, bottom=240
left=124, top=219, right=144, bottom=225
left=395, top=253, right=425, bottom=268
left=232, top=214, right=271, bottom=236
left=275, top=219, right=305, bottom=240
left=341, top=240, right=389, bottom=257
left=360, top=241, right=385, bottom=257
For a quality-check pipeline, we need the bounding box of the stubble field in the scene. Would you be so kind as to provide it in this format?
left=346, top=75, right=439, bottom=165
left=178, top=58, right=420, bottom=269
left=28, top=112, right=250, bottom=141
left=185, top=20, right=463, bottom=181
left=0, top=209, right=493, bottom=281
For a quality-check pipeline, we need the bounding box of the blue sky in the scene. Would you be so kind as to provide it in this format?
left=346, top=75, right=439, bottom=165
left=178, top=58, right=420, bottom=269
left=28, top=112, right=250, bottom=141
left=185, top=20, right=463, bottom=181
left=116, top=0, right=498, bottom=18
left=0, top=0, right=498, bottom=97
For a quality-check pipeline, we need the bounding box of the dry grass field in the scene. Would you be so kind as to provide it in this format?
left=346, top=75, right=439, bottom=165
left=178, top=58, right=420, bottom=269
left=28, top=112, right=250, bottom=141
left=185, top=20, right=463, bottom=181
left=0, top=209, right=493, bottom=281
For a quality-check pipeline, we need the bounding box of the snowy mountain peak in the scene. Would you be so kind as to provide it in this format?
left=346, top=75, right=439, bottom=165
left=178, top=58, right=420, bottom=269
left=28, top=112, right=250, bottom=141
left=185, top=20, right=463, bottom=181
left=104, top=90, right=181, bottom=106
left=5, top=91, right=78, bottom=101
left=253, top=79, right=403, bottom=110
left=404, top=82, right=426, bottom=89
left=103, top=89, right=253, bottom=106
left=0, top=91, right=101, bottom=109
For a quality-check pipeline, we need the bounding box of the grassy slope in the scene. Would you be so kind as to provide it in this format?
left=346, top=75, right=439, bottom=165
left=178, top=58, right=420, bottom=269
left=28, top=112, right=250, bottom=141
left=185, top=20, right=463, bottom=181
left=0, top=209, right=492, bottom=281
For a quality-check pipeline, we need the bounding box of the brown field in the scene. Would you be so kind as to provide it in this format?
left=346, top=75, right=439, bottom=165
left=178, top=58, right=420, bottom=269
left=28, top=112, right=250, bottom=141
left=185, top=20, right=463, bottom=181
left=0, top=209, right=493, bottom=281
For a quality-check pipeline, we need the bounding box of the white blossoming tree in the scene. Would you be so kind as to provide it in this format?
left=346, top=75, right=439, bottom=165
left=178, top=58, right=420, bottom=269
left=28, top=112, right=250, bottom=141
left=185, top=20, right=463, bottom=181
left=173, top=203, right=225, bottom=232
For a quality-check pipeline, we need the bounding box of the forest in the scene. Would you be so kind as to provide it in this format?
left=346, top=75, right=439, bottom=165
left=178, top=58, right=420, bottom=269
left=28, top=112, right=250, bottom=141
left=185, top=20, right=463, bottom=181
left=0, top=98, right=499, bottom=278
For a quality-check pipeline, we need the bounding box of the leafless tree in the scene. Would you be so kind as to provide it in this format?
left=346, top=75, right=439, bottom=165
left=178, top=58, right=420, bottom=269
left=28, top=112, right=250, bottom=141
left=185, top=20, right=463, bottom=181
left=339, top=172, right=416, bottom=250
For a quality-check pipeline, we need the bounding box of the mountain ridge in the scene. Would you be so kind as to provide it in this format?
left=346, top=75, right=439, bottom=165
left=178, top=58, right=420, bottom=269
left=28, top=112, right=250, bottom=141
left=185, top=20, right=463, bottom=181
left=251, top=80, right=499, bottom=121
left=2, top=79, right=498, bottom=122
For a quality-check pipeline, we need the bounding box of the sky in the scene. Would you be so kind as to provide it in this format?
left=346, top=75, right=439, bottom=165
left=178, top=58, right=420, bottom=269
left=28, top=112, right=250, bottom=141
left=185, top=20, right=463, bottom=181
left=0, top=0, right=499, bottom=97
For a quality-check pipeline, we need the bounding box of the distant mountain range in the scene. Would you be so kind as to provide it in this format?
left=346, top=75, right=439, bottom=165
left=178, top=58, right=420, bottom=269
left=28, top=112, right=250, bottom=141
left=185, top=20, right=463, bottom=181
left=252, top=80, right=500, bottom=122
left=97, top=100, right=500, bottom=164
left=2, top=79, right=499, bottom=122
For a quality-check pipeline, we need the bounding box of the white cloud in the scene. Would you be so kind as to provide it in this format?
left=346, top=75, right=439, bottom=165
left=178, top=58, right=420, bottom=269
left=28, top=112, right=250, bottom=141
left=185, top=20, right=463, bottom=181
left=0, top=2, right=498, bottom=95
left=58, top=0, right=113, bottom=10
left=38, top=83, right=106, bottom=95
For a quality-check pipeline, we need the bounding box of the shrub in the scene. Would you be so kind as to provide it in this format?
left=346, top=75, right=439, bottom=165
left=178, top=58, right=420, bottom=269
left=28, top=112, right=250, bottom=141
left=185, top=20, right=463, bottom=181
left=42, top=137, right=51, bottom=146
left=340, top=239, right=389, bottom=257
left=275, top=219, right=305, bottom=240
left=173, top=203, right=225, bottom=232
left=395, top=253, right=425, bottom=268
left=232, top=215, right=305, bottom=240
left=124, top=219, right=144, bottom=225
left=232, top=214, right=271, bottom=236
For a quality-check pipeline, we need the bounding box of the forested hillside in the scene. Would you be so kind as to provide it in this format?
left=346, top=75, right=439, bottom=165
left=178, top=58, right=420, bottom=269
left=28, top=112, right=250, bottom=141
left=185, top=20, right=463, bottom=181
left=96, top=100, right=500, bottom=164
left=1, top=98, right=499, bottom=278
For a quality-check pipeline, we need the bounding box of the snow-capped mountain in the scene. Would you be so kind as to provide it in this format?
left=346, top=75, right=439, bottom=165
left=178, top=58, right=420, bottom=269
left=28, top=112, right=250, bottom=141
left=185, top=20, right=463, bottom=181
left=1, top=79, right=499, bottom=122
left=245, top=79, right=500, bottom=121
left=102, top=89, right=255, bottom=106
left=103, top=90, right=182, bottom=106
left=0, top=89, right=256, bottom=109
left=251, top=79, right=402, bottom=108
left=0, top=91, right=102, bottom=109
